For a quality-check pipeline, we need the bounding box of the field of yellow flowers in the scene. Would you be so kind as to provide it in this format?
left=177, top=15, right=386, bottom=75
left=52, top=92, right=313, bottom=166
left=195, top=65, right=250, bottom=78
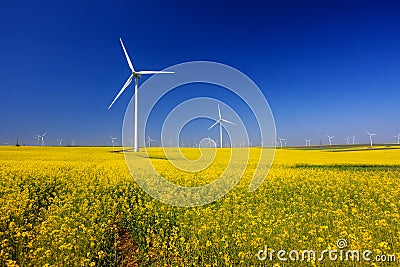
left=0, top=146, right=399, bottom=266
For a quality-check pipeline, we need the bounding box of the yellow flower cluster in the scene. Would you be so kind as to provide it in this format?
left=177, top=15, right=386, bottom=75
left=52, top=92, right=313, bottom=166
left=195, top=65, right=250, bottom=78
left=0, top=146, right=399, bottom=266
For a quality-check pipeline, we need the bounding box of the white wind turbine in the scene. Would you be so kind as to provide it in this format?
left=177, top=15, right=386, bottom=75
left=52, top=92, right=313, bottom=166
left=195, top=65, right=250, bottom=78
left=57, top=138, right=63, bottom=146
left=110, top=136, right=118, bottom=147
left=208, top=104, right=235, bottom=148
left=327, top=135, right=334, bottom=146
left=305, top=139, right=311, bottom=146
left=350, top=136, right=356, bottom=145
left=36, top=132, right=47, bottom=146
left=394, top=133, right=400, bottom=144
left=366, top=131, right=377, bottom=147
left=34, top=135, right=40, bottom=146
left=146, top=136, right=155, bottom=147
left=205, top=137, right=217, bottom=148
left=108, top=38, right=174, bottom=152
left=278, top=137, right=285, bottom=149
left=346, top=136, right=350, bottom=145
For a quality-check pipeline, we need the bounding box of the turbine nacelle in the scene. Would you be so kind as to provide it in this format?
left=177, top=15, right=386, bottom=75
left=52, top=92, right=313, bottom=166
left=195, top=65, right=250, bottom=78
left=133, top=72, right=142, bottom=79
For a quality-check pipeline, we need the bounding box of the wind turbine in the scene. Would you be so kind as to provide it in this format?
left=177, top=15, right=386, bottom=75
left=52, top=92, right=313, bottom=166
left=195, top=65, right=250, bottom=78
left=394, top=133, right=400, bottom=144
left=110, top=136, right=118, bottom=147
left=366, top=131, right=377, bottom=147
left=208, top=104, right=235, bottom=148
left=346, top=136, right=350, bottom=145
left=327, top=135, right=334, bottom=146
left=108, top=38, right=174, bottom=152
left=34, top=135, right=40, bottom=146
left=278, top=137, right=285, bottom=149
left=57, top=138, right=63, bottom=146
left=36, top=132, right=47, bottom=146
left=146, top=136, right=155, bottom=147
left=305, top=139, right=311, bottom=146
left=350, top=136, right=356, bottom=145
left=205, top=137, right=216, bottom=148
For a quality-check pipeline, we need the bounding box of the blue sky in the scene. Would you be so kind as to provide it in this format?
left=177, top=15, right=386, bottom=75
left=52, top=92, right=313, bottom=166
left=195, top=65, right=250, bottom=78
left=1, top=0, right=400, bottom=146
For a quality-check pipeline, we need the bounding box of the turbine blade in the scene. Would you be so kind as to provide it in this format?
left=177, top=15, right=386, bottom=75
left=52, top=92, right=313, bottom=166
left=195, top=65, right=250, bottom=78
left=120, top=38, right=135, bottom=72
left=42, top=132, right=47, bottom=136
left=108, top=74, right=134, bottom=109
left=218, top=104, right=221, bottom=119
left=221, top=119, right=235, bottom=125
left=208, top=120, right=219, bottom=130
left=136, top=71, right=174, bottom=74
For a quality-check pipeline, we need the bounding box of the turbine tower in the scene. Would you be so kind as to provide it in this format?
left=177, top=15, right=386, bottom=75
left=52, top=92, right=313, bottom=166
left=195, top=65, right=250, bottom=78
left=208, top=104, right=235, bottom=148
left=57, top=138, right=63, bottom=146
left=34, top=135, right=40, bottom=146
left=327, top=135, right=334, bottom=146
left=278, top=137, right=286, bottom=149
left=110, top=136, right=118, bottom=147
left=366, top=131, right=377, bottom=147
left=346, top=136, right=350, bottom=145
left=394, top=133, right=400, bottom=144
left=351, top=136, right=356, bottom=145
left=205, top=137, right=216, bottom=148
left=108, top=38, right=174, bottom=152
left=36, top=132, right=47, bottom=146
left=146, top=136, right=155, bottom=147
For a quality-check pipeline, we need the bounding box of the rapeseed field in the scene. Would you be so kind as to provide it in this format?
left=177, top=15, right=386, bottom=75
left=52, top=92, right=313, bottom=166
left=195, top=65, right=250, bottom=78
left=1, top=146, right=399, bottom=266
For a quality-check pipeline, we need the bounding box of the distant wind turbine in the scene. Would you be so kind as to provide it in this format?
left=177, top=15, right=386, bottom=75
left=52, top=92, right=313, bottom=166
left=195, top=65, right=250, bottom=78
left=146, top=136, right=155, bottom=147
left=108, top=38, right=174, bottom=152
left=36, top=132, right=47, bottom=146
left=366, top=131, right=377, bottom=147
left=350, top=136, right=356, bottom=145
left=346, top=136, right=350, bottom=145
left=205, top=137, right=217, bottom=148
left=208, top=104, right=235, bottom=148
left=327, top=135, right=334, bottom=146
left=394, top=133, right=400, bottom=144
left=34, top=135, right=40, bottom=146
left=278, top=137, right=286, bottom=149
left=57, top=138, right=63, bottom=146
left=110, top=136, right=118, bottom=147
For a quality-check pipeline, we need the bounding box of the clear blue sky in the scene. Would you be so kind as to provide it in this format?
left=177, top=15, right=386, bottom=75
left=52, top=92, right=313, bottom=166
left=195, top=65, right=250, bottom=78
left=1, top=0, right=399, bottom=146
